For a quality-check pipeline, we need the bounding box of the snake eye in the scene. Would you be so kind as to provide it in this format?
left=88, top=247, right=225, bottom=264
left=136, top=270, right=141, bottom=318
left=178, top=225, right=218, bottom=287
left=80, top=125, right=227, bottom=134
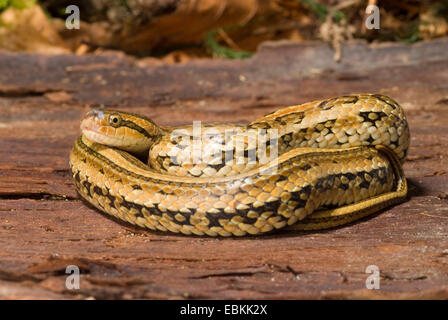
left=109, top=114, right=122, bottom=127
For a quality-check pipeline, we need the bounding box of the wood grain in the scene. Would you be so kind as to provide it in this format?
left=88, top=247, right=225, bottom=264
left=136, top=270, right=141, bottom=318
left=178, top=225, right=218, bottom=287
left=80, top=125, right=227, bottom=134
left=0, top=39, right=447, bottom=299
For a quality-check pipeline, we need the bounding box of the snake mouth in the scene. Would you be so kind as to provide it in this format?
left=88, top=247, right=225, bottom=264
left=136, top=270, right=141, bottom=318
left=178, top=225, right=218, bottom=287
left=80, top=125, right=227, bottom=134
left=80, top=123, right=99, bottom=134
left=80, top=114, right=118, bottom=145
left=81, top=125, right=125, bottom=149
left=80, top=115, right=148, bottom=154
left=82, top=129, right=121, bottom=146
left=80, top=109, right=107, bottom=131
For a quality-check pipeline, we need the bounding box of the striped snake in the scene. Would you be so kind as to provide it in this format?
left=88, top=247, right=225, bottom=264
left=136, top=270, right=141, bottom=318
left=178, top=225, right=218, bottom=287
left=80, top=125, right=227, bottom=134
left=70, top=94, right=409, bottom=236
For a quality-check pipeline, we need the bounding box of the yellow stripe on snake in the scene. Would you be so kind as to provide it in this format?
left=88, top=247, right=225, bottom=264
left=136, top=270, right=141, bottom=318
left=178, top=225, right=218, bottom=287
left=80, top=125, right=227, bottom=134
left=69, top=94, right=409, bottom=236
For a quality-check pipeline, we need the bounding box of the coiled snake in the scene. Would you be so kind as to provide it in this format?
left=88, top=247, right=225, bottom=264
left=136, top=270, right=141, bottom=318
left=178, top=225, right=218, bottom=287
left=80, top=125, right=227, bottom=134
left=70, top=94, right=409, bottom=236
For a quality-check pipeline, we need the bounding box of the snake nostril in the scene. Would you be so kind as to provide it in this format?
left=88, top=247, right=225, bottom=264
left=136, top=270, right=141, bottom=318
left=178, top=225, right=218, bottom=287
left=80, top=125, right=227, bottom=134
left=96, top=110, right=105, bottom=120
left=86, top=109, right=105, bottom=120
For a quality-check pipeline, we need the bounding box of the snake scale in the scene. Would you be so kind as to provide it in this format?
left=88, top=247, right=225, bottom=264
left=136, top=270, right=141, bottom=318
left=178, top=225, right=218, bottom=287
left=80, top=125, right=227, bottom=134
left=70, top=94, right=409, bottom=236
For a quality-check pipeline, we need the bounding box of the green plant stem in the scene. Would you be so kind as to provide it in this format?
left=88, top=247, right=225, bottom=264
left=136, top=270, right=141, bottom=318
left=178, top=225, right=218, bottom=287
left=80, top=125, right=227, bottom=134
left=298, top=0, right=345, bottom=22
left=205, top=29, right=253, bottom=60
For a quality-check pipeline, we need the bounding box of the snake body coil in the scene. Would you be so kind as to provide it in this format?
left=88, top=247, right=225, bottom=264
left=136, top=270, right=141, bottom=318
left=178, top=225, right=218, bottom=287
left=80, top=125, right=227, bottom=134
left=70, top=94, right=409, bottom=236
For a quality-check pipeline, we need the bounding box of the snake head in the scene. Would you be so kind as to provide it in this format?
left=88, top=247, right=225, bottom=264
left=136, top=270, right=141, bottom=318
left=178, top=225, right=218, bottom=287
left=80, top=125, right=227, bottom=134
left=80, top=109, right=163, bottom=154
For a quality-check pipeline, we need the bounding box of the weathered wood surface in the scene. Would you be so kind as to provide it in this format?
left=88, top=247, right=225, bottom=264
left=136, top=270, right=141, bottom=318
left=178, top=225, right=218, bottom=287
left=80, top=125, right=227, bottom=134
left=0, top=38, right=447, bottom=299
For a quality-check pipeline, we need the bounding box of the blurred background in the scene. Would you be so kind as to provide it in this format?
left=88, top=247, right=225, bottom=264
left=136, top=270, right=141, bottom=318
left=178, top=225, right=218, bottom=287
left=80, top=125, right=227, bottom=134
left=1, top=0, right=447, bottom=62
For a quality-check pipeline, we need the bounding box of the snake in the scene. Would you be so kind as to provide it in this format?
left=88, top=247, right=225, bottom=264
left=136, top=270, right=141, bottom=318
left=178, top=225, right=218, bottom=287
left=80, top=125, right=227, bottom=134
left=69, top=94, right=409, bottom=236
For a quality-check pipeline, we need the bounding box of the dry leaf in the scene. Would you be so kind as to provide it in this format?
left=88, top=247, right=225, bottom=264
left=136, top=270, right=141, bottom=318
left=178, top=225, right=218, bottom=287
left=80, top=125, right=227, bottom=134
left=0, top=5, right=70, bottom=54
